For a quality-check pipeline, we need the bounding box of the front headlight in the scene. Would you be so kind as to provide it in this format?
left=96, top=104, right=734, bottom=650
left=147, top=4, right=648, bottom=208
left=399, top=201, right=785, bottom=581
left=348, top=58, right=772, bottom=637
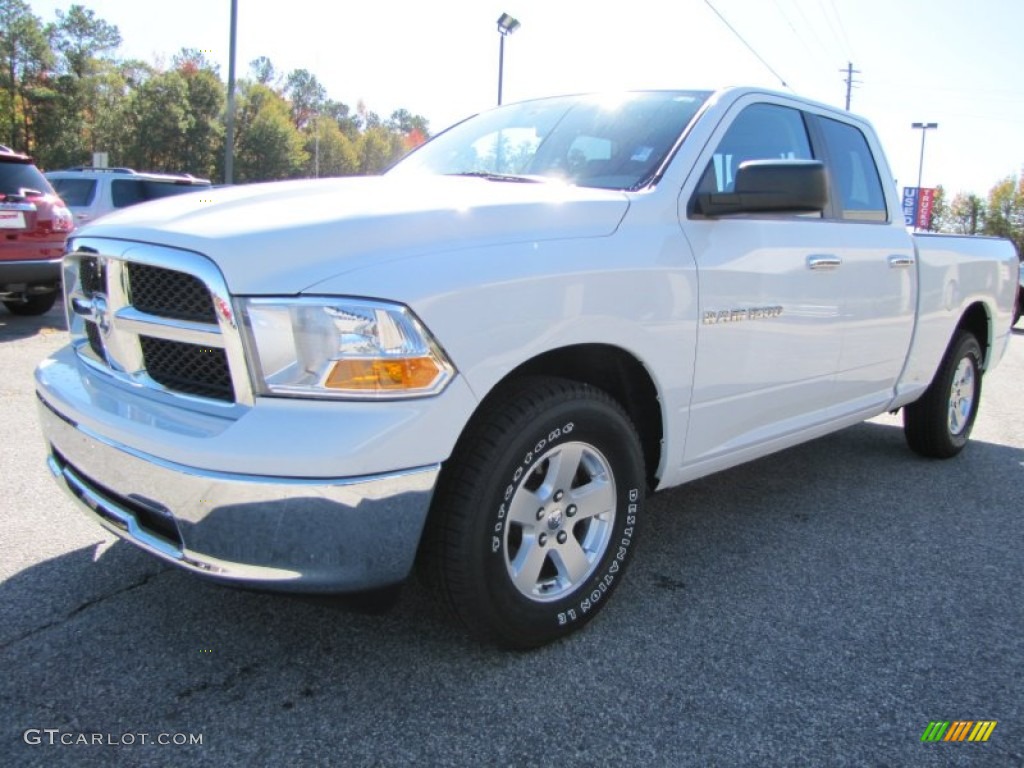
left=241, top=297, right=455, bottom=399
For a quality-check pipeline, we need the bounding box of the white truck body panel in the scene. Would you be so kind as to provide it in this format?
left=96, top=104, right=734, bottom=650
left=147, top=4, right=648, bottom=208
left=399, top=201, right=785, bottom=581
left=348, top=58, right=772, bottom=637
left=34, top=87, right=1019, bottom=595
left=81, top=176, right=630, bottom=296
left=894, top=233, right=1018, bottom=406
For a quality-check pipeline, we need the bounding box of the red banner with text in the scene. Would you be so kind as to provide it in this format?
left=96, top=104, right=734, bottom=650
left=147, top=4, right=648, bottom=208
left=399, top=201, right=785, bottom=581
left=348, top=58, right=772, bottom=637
left=916, top=187, right=936, bottom=230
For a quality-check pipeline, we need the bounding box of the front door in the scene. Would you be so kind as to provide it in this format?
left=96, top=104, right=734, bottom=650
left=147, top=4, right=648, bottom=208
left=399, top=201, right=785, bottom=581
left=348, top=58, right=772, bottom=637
left=680, top=101, right=845, bottom=468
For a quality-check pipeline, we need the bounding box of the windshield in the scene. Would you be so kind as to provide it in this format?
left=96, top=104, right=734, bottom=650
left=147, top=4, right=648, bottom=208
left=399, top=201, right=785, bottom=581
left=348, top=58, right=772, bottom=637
left=389, top=91, right=710, bottom=190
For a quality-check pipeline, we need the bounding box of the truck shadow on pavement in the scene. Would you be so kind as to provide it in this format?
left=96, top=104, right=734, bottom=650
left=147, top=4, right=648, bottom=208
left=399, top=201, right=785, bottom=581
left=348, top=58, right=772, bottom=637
left=3, top=419, right=1023, bottom=765
left=0, top=301, right=66, bottom=343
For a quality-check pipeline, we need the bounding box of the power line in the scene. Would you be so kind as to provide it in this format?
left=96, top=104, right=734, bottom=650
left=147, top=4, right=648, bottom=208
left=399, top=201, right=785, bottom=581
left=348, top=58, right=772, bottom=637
left=772, top=0, right=830, bottom=72
left=827, top=0, right=856, bottom=62
left=789, top=0, right=837, bottom=68
left=817, top=0, right=851, bottom=63
left=704, top=0, right=790, bottom=90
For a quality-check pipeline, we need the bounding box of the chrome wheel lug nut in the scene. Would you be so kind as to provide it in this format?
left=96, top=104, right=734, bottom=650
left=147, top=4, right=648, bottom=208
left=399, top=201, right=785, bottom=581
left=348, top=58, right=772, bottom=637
left=567, top=504, right=577, bottom=518
left=557, top=531, right=568, bottom=544
left=536, top=508, right=545, bottom=520
left=539, top=533, right=548, bottom=546
left=554, top=490, right=564, bottom=502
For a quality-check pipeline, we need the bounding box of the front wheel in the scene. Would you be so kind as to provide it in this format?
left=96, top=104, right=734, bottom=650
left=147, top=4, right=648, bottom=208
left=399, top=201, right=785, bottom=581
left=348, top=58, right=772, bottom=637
left=903, top=330, right=982, bottom=458
left=418, top=377, right=645, bottom=648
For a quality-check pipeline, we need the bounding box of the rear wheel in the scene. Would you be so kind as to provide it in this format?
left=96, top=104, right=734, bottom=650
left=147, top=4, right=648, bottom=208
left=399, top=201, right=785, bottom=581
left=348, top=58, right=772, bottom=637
left=903, top=330, right=982, bottom=458
left=3, top=291, right=57, bottom=316
left=419, top=377, right=645, bottom=648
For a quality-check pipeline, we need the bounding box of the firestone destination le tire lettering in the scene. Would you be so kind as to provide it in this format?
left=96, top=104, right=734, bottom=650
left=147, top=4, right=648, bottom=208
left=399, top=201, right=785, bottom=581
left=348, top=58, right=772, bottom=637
left=903, top=330, right=982, bottom=459
left=419, top=376, right=645, bottom=649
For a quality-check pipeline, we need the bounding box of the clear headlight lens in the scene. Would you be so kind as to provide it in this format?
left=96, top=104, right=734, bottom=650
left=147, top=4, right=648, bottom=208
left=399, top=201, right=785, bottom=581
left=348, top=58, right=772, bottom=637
left=241, top=297, right=454, bottom=399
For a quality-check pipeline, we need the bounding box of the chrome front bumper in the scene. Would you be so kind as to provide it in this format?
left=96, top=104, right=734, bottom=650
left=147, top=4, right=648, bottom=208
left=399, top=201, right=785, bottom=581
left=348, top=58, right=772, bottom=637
left=38, top=395, right=439, bottom=592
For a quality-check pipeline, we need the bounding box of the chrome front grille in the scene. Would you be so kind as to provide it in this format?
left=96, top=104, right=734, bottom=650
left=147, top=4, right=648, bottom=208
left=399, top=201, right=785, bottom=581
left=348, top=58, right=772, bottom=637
left=85, top=319, right=105, bottom=359
left=63, top=238, right=252, bottom=407
left=139, top=336, right=233, bottom=400
left=79, top=256, right=107, bottom=295
left=126, top=262, right=218, bottom=323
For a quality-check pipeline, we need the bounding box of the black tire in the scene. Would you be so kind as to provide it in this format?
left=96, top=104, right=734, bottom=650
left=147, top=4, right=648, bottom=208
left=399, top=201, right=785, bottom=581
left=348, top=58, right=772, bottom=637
left=1014, top=290, right=1022, bottom=327
left=418, top=376, right=645, bottom=649
left=3, top=292, right=57, bottom=316
left=903, top=330, right=982, bottom=458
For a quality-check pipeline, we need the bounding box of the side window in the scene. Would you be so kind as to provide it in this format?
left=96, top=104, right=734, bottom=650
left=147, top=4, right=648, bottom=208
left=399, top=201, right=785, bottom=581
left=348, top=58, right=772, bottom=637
left=111, top=180, right=144, bottom=208
left=818, top=117, right=887, bottom=222
left=50, top=178, right=97, bottom=206
left=138, top=181, right=206, bottom=201
left=701, top=103, right=813, bottom=194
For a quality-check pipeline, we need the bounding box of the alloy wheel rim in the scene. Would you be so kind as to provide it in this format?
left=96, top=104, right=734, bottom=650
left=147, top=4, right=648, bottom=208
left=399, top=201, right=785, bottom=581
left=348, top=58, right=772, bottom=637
left=948, top=357, right=976, bottom=436
left=502, top=440, right=616, bottom=602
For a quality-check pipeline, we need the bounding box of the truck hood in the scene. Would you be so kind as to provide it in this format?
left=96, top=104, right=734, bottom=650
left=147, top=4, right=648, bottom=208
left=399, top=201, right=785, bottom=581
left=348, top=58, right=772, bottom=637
left=77, top=175, right=630, bottom=295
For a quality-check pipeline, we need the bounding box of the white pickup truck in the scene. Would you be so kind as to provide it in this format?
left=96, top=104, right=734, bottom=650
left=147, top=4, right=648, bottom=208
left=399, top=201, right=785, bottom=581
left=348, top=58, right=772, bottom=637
left=35, top=88, right=1019, bottom=648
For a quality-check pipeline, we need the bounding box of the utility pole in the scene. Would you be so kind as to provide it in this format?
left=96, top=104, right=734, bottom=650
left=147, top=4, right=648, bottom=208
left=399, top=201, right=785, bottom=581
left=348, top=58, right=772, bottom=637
left=840, top=61, right=861, bottom=111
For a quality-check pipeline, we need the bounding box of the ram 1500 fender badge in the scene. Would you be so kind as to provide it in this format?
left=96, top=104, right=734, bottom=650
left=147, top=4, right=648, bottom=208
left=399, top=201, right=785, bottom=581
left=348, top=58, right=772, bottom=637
left=702, top=306, right=784, bottom=325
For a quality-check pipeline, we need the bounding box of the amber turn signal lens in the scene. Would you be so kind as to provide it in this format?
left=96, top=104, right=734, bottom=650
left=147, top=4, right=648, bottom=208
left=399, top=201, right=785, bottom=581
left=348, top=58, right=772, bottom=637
left=325, top=357, right=442, bottom=391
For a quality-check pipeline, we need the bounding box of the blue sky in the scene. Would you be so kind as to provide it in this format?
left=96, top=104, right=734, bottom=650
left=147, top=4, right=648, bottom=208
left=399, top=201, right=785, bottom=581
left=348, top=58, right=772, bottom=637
left=29, top=0, right=1024, bottom=197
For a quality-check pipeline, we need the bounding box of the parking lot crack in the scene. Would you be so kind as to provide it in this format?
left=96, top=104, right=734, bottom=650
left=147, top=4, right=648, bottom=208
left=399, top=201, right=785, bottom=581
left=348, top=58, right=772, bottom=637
left=0, top=568, right=165, bottom=652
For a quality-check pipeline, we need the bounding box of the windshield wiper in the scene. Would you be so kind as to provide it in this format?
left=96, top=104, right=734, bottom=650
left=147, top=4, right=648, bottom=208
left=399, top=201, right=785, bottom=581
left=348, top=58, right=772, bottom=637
left=446, top=171, right=544, bottom=183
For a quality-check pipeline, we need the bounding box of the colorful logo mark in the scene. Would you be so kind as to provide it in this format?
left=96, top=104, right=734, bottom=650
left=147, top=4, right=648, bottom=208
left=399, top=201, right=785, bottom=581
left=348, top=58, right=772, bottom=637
left=921, top=721, right=997, bottom=742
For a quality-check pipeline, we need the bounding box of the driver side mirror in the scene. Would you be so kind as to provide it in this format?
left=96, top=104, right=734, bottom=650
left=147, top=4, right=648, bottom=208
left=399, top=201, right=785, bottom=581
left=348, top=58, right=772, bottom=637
left=695, top=159, right=828, bottom=217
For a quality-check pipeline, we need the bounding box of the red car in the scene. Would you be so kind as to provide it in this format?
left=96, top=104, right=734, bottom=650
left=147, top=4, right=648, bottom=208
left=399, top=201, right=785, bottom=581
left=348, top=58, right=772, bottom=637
left=0, top=147, right=74, bottom=315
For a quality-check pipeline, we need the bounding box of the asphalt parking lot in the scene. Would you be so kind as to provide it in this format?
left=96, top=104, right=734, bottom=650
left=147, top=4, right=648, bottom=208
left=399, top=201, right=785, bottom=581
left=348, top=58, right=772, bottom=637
left=2, top=301, right=1022, bottom=767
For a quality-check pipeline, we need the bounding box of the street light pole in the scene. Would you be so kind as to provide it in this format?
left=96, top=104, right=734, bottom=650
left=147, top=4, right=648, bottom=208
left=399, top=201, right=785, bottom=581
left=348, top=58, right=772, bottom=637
left=496, top=13, right=521, bottom=106
left=913, top=121, right=937, bottom=230
left=224, top=0, right=238, bottom=185
left=913, top=121, right=937, bottom=192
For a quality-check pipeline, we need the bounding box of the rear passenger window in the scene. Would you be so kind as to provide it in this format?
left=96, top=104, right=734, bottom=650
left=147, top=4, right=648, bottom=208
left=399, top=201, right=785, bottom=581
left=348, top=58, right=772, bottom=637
left=818, top=118, right=887, bottom=222
left=49, top=178, right=97, bottom=206
left=701, top=104, right=813, bottom=194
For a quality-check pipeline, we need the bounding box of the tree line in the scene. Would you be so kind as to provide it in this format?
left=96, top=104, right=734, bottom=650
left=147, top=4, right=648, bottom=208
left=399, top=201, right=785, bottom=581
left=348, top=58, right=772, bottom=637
left=929, top=179, right=1024, bottom=261
left=0, top=1, right=429, bottom=182
left=3, top=0, right=1022, bottom=258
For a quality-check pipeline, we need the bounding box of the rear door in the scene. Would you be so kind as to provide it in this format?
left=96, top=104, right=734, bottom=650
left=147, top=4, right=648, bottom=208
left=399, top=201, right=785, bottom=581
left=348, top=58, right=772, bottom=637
left=809, top=114, right=916, bottom=414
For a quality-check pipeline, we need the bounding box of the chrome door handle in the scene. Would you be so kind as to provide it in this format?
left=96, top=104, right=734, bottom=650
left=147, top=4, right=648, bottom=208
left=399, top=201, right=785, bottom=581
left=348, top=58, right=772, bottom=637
left=807, top=255, right=842, bottom=270
left=888, top=254, right=915, bottom=268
